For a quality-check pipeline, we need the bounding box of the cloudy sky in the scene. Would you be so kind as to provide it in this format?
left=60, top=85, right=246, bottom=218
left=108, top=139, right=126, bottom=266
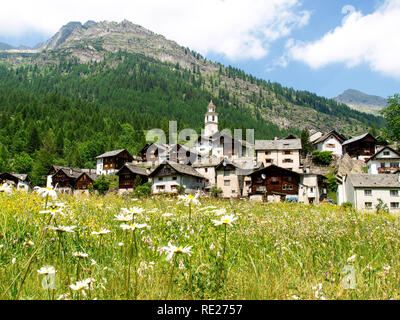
left=0, top=0, right=399, bottom=99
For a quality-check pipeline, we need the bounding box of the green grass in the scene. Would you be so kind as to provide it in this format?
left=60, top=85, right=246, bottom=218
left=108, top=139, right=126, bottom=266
left=0, top=191, right=399, bottom=300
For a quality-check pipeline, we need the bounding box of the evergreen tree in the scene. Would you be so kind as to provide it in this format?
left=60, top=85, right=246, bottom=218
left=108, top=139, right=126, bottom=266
left=26, top=125, right=41, bottom=154
left=300, top=129, right=313, bottom=156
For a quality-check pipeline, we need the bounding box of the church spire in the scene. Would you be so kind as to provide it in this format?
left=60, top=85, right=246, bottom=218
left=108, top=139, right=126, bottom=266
left=204, top=101, right=218, bottom=136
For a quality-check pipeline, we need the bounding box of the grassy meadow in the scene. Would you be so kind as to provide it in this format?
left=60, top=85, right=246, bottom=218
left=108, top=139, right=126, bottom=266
left=0, top=190, right=400, bottom=300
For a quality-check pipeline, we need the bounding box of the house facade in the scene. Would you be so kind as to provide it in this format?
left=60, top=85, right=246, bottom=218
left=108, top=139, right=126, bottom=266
left=116, top=163, right=149, bottom=192
left=47, top=166, right=97, bottom=193
left=149, top=161, right=206, bottom=195
left=337, top=173, right=400, bottom=212
left=249, top=165, right=300, bottom=202
left=298, top=173, right=328, bottom=204
left=366, top=146, right=400, bottom=174
left=312, top=130, right=346, bottom=157
left=255, top=139, right=302, bottom=172
left=0, top=173, right=32, bottom=192
left=96, top=149, right=133, bottom=175
left=342, top=133, right=377, bottom=161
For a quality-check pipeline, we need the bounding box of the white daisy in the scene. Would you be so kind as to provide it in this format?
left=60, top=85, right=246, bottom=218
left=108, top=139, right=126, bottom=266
left=37, top=266, right=56, bottom=275
left=212, top=214, right=238, bottom=226
left=162, top=242, right=192, bottom=261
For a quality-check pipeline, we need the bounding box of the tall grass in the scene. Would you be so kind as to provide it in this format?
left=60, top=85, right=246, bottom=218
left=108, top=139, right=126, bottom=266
left=0, top=191, right=400, bottom=300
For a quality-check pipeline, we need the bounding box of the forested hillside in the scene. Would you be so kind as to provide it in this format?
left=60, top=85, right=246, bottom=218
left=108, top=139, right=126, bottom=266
left=0, top=52, right=297, bottom=184
left=0, top=20, right=386, bottom=186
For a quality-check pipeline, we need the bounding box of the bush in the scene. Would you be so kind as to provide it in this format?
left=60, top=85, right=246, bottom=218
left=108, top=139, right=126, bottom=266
left=133, top=182, right=152, bottom=198
left=210, top=184, right=223, bottom=198
left=341, top=202, right=353, bottom=210
left=312, top=151, right=333, bottom=166
left=376, top=199, right=389, bottom=214
left=176, top=184, right=185, bottom=195
left=93, top=175, right=111, bottom=195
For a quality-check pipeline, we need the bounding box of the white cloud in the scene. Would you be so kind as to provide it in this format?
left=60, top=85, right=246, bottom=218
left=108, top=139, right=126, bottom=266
left=287, top=0, right=400, bottom=79
left=0, top=0, right=309, bottom=60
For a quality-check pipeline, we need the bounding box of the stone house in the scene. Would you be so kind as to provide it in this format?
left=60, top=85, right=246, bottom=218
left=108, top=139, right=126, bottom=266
left=366, top=146, right=400, bottom=174
left=96, top=149, right=133, bottom=175
left=149, top=161, right=206, bottom=195
left=312, top=130, right=346, bottom=157
left=337, top=173, right=400, bottom=212
left=255, top=139, right=302, bottom=172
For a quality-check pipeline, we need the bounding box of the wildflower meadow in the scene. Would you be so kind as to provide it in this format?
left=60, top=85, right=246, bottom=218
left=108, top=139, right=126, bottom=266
left=1, top=190, right=400, bottom=300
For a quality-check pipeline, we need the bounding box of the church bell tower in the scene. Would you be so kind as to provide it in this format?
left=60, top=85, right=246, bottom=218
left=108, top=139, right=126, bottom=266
left=204, top=100, right=218, bottom=136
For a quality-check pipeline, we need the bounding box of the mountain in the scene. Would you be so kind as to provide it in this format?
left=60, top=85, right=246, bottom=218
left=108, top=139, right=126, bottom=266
left=0, top=20, right=385, bottom=137
left=335, top=89, right=388, bottom=115
left=0, top=42, right=15, bottom=50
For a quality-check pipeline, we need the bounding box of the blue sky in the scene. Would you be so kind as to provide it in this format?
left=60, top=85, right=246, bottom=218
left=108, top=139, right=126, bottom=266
left=0, top=0, right=399, bottom=99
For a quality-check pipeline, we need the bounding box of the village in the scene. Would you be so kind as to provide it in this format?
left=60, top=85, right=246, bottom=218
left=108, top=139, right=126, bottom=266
left=1, top=101, right=400, bottom=213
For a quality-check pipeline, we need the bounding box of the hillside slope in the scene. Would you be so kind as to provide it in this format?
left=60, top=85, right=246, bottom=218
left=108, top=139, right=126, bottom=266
left=1, top=20, right=384, bottom=136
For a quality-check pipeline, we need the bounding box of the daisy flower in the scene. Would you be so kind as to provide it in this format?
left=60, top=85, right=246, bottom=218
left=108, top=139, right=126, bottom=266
left=34, top=187, right=57, bottom=200
left=40, top=203, right=65, bottom=216
left=37, top=266, right=56, bottom=275
left=121, top=207, right=146, bottom=215
left=212, top=215, right=238, bottom=227
left=162, top=242, right=193, bottom=261
left=91, top=229, right=111, bottom=236
left=73, top=252, right=89, bottom=259
left=114, top=213, right=134, bottom=223
left=49, top=225, right=76, bottom=233
left=120, top=223, right=148, bottom=231
left=178, top=193, right=200, bottom=206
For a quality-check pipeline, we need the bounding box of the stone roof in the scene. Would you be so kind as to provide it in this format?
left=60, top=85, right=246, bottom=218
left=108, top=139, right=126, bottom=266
left=313, top=130, right=346, bottom=145
left=255, top=139, right=302, bottom=151
left=117, top=163, right=149, bottom=176
left=348, top=174, right=400, bottom=188
left=343, top=133, right=376, bottom=146
left=0, top=173, right=30, bottom=182
left=167, top=161, right=205, bottom=179
left=96, top=149, right=128, bottom=159
left=150, top=161, right=206, bottom=179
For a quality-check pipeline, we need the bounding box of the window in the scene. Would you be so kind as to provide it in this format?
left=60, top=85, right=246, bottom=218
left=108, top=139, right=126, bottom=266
left=266, top=159, right=273, bottom=164
left=364, top=190, right=372, bottom=196
left=381, top=163, right=386, bottom=168
left=282, top=184, right=293, bottom=191
left=232, top=190, right=236, bottom=194
left=224, top=171, right=230, bottom=177
left=171, top=185, right=178, bottom=190
left=159, top=177, right=163, bottom=181
left=271, top=177, right=279, bottom=184
left=283, top=159, right=293, bottom=163
left=205, top=168, right=208, bottom=173
left=309, top=187, right=315, bottom=193
left=365, top=202, right=373, bottom=208
left=172, top=177, right=177, bottom=181
left=157, top=185, right=165, bottom=190
left=383, top=151, right=390, bottom=156
left=390, top=163, right=399, bottom=168
left=390, top=190, right=399, bottom=197
left=283, top=151, right=291, bottom=155
left=265, top=151, right=271, bottom=155
left=391, top=202, right=399, bottom=209
left=224, top=180, right=230, bottom=186
left=326, top=144, right=336, bottom=148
